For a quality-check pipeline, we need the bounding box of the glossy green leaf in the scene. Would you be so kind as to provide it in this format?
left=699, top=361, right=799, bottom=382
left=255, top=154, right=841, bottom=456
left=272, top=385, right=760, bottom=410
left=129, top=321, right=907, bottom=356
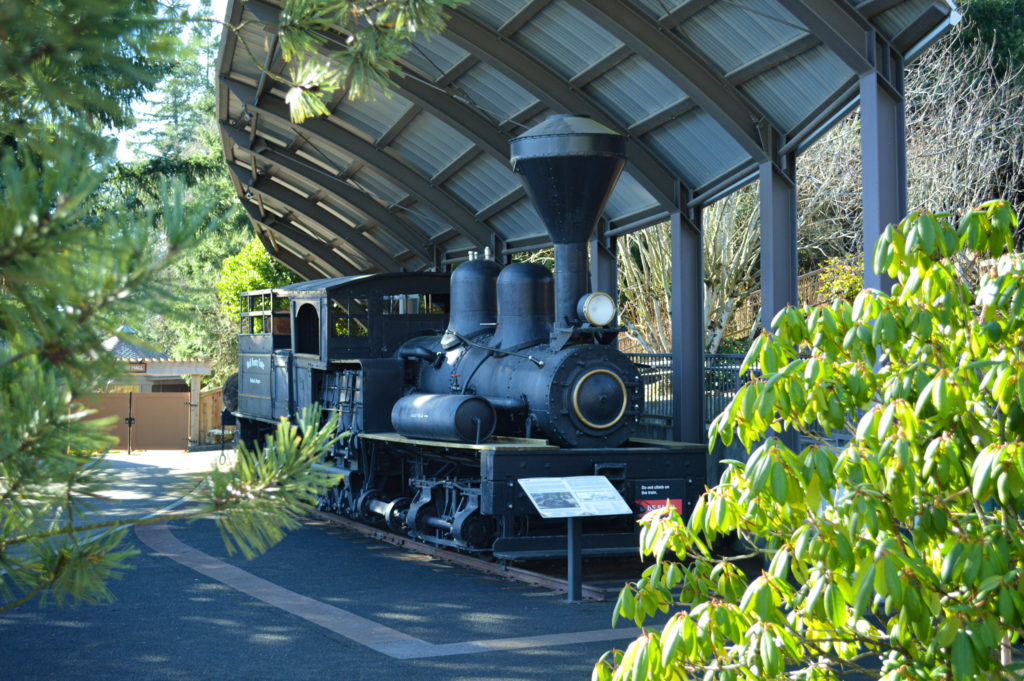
left=952, top=631, right=975, bottom=681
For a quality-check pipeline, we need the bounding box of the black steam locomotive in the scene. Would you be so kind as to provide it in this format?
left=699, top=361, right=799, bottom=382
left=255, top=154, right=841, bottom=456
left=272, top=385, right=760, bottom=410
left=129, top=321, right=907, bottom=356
left=228, top=116, right=705, bottom=559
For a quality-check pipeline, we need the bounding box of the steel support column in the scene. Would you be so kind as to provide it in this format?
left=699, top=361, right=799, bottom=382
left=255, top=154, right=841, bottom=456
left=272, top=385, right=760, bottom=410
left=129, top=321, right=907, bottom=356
left=860, top=68, right=905, bottom=293
left=758, top=153, right=800, bottom=456
left=759, top=155, right=798, bottom=330
left=671, top=209, right=705, bottom=444
left=589, top=233, right=617, bottom=302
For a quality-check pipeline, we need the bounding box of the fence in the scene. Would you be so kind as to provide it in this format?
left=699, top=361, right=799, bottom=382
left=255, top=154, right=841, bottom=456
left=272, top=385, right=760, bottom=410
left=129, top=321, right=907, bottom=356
left=623, top=352, right=672, bottom=439
left=198, top=387, right=229, bottom=444
left=625, top=352, right=749, bottom=439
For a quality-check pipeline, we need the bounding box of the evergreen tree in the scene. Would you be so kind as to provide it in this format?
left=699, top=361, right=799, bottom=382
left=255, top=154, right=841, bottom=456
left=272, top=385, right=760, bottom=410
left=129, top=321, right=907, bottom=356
left=958, top=0, right=1024, bottom=73
left=0, top=0, right=338, bottom=612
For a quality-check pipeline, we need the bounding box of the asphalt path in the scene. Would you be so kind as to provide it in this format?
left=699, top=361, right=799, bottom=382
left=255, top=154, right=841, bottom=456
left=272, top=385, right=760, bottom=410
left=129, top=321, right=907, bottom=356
left=1, top=451, right=644, bottom=681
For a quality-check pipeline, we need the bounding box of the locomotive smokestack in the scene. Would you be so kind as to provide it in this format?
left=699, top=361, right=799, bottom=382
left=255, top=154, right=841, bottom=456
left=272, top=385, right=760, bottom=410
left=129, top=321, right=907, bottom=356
left=510, top=115, right=626, bottom=332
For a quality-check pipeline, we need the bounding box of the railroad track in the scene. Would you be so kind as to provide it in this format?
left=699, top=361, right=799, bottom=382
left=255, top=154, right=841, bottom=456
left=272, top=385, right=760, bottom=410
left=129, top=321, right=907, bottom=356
left=310, top=510, right=638, bottom=602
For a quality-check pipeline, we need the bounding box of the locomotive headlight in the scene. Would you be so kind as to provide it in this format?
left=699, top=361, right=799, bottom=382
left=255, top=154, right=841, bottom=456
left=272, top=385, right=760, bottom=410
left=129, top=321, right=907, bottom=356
left=577, top=292, right=616, bottom=326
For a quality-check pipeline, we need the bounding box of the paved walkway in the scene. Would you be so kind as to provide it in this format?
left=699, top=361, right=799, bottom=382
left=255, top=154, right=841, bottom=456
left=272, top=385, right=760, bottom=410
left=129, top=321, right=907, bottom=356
left=1, top=451, right=642, bottom=680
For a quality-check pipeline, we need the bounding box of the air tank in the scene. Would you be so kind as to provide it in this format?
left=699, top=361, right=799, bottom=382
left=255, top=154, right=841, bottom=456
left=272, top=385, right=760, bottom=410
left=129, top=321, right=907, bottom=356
left=492, top=262, right=553, bottom=350
left=442, top=257, right=501, bottom=347
left=510, top=115, right=627, bottom=330
left=391, top=393, right=496, bottom=443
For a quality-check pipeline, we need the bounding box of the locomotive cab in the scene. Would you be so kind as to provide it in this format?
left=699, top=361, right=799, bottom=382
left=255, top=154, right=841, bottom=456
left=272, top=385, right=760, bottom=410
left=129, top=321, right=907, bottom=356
left=233, top=273, right=451, bottom=442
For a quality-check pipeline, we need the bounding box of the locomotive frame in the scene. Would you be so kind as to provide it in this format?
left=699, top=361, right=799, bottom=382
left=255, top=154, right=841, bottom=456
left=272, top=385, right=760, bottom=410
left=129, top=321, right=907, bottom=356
left=228, top=115, right=708, bottom=560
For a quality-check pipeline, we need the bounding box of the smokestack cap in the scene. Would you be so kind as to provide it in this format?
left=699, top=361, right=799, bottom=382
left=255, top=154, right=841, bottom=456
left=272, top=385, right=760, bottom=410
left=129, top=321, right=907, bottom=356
left=509, top=115, right=627, bottom=247
left=510, top=114, right=626, bottom=164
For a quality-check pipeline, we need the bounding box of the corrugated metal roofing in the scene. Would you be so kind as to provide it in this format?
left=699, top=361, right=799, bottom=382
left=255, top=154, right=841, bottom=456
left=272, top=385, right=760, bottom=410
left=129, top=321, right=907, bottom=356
left=513, top=3, right=624, bottom=79
left=586, top=56, right=689, bottom=126
left=677, top=1, right=807, bottom=74
left=389, top=114, right=475, bottom=176
left=216, top=0, right=958, bottom=277
left=456, top=63, right=539, bottom=122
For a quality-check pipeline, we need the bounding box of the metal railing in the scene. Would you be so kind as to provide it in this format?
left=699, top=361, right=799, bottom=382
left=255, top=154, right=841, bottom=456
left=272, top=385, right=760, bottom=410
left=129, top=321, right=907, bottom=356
left=623, top=353, right=672, bottom=439
left=624, top=352, right=750, bottom=439
left=704, top=353, right=748, bottom=422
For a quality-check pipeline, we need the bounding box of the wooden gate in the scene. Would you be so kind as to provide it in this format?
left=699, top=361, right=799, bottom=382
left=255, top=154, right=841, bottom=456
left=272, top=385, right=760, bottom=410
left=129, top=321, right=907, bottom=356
left=82, top=393, right=190, bottom=450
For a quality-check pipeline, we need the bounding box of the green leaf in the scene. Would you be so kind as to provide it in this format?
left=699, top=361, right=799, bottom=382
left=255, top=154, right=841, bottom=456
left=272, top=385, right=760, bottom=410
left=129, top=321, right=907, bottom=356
left=883, top=557, right=902, bottom=605
left=770, top=460, right=788, bottom=505
left=760, top=631, right=782, bottom=677
left=941, top=542, right=965, bottom=584
left=952, top=631, right=975, bottom=681
left=853, top=560, right=876, bottom=620
left=962, top=543, right=983, bottom=586
left=872, top=234, right=889, bottom=275
left=755, top=581, right=774, bottom=620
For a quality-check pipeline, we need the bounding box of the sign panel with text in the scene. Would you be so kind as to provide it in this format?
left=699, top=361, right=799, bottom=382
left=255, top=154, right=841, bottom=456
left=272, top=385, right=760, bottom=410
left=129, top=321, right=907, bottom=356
left=518, top=476, right=632, bottom=519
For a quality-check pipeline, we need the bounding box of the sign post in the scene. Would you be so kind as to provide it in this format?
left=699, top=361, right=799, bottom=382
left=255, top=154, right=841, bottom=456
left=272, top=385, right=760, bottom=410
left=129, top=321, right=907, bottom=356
left=518, top=476, right=632, bottom=602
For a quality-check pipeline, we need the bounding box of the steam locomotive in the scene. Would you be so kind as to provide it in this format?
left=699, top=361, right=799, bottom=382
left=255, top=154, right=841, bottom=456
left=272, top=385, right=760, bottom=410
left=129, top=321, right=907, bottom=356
left=227, top=115, right=706, bottom=559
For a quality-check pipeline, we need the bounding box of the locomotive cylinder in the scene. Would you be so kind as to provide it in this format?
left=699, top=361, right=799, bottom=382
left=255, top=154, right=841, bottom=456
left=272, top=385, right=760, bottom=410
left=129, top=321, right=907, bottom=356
left=391, top=393, right=496, bottom=443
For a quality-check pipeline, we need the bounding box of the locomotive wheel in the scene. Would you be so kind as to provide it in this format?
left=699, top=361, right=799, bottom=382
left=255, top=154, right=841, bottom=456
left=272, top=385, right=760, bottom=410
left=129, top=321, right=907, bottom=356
left=383, top=497, right=411, bottom=533
left=355, top=489, right=379, bottom=520
left=452, top=511, right=493, bottom=548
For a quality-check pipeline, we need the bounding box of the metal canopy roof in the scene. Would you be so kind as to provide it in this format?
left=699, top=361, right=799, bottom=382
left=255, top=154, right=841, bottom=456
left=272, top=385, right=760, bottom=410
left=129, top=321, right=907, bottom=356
left=216, top=0, right=957, bottom=278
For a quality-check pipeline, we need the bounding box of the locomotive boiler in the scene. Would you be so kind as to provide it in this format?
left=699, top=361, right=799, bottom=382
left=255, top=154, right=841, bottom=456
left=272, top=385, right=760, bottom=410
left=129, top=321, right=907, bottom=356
left=228, top=115, right=706, bottom=559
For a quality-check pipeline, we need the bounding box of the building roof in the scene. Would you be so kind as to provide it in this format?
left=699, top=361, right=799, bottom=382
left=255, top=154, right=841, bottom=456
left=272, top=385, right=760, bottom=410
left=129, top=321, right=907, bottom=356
left=102, top=329, right=212, bottom=376
left=216, top=0, right=959, bottom=278
left=102, top=333, right=170, bottom=362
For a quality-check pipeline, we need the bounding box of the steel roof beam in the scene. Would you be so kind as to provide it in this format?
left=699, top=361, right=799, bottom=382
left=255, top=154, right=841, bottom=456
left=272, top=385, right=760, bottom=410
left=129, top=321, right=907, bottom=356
left=892, top=3, right=951, bottom=54
left=569, top=44, right=632, bottom=88
left=266, top=229, right=354, bottom=276
left=223, top=124, right=433, bottom=263
left=856, top=0, right=903, bottom=19
left=216, top=0, right=246, bottom=79
left=443, top=10, right=681, bottom=209
left=498, top=0, right=552, bottom=37
left=435, top=54, right=477, bottom=85
left=376, top=104, right=420, bottom=148
left=725, top=34, right=820, bottom=85
left=474, top=187, right=526, bottom=222
left=254, top=34, right=280, bottom=105
left=222, top=76, right=492, bottom=248
left=254, top=230, right=324, bottom=280
left=239, top=0, right=512, bottom=183
left=238, top=197, right=358, bottom=276
left=773, top=0, right=876, bottom=74
left=501, top=101, right=547, bottom=134
left=388, top=70, right=510, bottom=160
left=627, top=99, right=693, bottom=138
left=430, top=147, right=481, bottom=185
left=567, top=0, right=773, bottom=163
left=660, top=0, right=715, bottom=28
left=229, top=162, right=398, bottom=272
left=625, top=34, right=819, bottom=140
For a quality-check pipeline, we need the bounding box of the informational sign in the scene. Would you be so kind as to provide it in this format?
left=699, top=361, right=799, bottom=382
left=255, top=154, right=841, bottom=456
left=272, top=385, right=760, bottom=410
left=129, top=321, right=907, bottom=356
left=518, top=476, right=632, bottom=519
left=634, top=479, right=687, bottom=517
left=127, top=362, right=147, bottom=374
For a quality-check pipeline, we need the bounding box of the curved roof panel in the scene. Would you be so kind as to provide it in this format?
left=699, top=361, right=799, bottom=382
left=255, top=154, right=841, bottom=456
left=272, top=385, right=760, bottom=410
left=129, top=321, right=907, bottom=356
left=216, top=0, right=958, bottom=277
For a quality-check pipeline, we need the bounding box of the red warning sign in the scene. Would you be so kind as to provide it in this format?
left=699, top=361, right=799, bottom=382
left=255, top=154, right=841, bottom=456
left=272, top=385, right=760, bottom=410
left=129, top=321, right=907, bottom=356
left=635, top=498, right=683, bottom=516
left=634, top=479, right=688, bottom=518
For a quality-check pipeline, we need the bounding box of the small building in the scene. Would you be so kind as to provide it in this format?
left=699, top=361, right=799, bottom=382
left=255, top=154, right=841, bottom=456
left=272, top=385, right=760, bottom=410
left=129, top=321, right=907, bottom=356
left=87, top=326, right=211, bottom=450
